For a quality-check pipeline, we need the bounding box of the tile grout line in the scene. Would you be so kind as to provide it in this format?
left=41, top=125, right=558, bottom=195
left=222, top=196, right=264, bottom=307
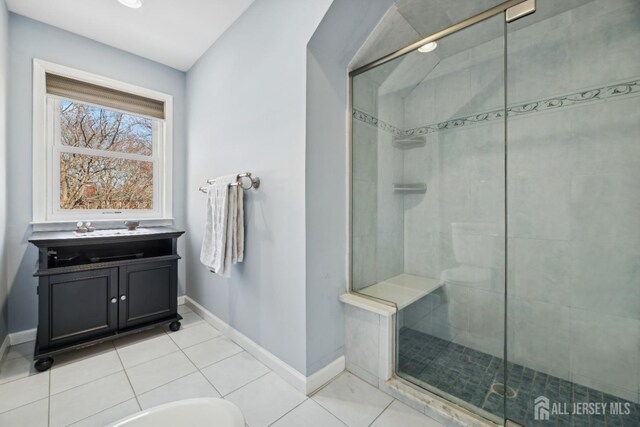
left=66, top=397, right=137, bottom=427
left=311, top=393, right=346, bottom=422
left=192, top=347, right=244, bottom=372
left=265, top=397, right=310, bottom=427
left=114, top=345, right=143, bottom=414
left=48, top=367, right=124, bottom=398
left=138, top=324, right=230, bottom=401
left=0, top=396, right=49, bottom=418
left=127, top=327, right=197, bottom=399
left=42, top=321, right=218, bottom=404
left=195, top=348, right=249, bottom=375
left=308, top=376, right=398, bottom=427
left=367, top=398, right=395, bottom=427
left=134, top=368, right=198, bottom=401
left=116, top=323, right=223, bottom=370
left=48, top=352, right=126, bottom=397
left=52, top=341, right=117, bottom=370
left=1, top=331, right=211, bottom=389
left=179, top=310, right=270, bottom=397
left=114, top=332, right=254, bottom=404
left=198, top=366, right=223, bottom=397
left=114, top=332, right=168, bottom=353
left=126, top=324, right=223, bottom=399
left=119, top=347, right=182, bottom=371
left=48, top=369, right=51, bottom=427
left=217, top=370, right=272, bottom=398
left=169, top=332, right=225, bottom=352
left=308, top=373, right=340, bottom=397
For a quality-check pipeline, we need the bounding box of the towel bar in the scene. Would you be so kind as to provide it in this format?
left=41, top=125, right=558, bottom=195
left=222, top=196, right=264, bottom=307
left=199, top=172, right=260, bottom=193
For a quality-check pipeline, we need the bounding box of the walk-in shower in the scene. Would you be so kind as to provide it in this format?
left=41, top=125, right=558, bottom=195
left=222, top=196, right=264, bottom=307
left=349, top=0, right=640, bottom=425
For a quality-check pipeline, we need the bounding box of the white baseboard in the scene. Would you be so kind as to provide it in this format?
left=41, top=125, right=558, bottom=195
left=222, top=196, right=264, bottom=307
left=177, top=295, right=185, bottom=305
left=10, top=328, right=37, bottom=345
left=184, top=296, right=344, bottom=395
left=306, top=355, right=345, bottom=394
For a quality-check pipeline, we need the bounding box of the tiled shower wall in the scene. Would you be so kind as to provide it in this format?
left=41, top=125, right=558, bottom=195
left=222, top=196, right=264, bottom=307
left=352, top=0, right=640, bottom=403
left=351, top=75, right=405, bottom=291
left=504, top=0, right=640, bottom=403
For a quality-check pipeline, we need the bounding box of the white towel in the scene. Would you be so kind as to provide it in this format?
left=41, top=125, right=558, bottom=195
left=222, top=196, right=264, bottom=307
left=235, top=183, right=244, bottom=263
left=200, top=174, right=245, bottom=277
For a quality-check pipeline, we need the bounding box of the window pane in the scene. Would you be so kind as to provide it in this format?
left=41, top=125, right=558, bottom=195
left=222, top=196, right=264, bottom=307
left=60, top=152, right=153, bottom=210
left=59, top=100, right=153, bottom=156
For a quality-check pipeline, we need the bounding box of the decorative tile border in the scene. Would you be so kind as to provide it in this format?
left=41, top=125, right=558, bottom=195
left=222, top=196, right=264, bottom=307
left=353, top=78, right=640, bottom=136
left=352, top=109, right=403, bottom=136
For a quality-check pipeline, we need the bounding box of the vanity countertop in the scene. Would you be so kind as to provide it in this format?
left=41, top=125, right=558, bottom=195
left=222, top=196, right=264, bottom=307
left=29, top=226, right=184, bottom=246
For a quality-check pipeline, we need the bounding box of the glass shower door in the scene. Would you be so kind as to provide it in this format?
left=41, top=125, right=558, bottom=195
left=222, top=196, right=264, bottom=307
left=350, top=12, right=508, bottom=424
left=394, top=13, right=507, bottom=423
left=505, top=0, right=640, bottom=425
left=351, top=1, right=640, bottom=425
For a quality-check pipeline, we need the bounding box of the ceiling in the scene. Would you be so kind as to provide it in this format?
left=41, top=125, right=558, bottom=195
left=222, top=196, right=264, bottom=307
left=5, top=0, right=255, bottom=71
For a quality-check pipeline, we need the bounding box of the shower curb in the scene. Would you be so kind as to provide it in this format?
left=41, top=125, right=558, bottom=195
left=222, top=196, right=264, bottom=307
left=382, top=376, right=500, bottom=427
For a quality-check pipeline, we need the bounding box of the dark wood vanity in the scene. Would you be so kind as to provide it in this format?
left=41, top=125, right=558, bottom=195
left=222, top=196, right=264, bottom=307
left=29, top=227, right=184, bottom=371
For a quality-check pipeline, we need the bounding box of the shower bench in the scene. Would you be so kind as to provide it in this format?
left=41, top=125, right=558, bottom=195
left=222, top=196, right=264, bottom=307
left=28, top=227, right=184, bottom=372
left=356, top=273, right=442, bottom=309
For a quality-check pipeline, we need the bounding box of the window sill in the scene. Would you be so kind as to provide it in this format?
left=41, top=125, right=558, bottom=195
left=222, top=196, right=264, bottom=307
left=31, top=218, right=175, bottom=232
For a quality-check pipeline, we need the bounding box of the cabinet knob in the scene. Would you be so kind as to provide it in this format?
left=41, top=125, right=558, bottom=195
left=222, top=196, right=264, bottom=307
left=120, top=295, right=127, bottom=301
left=110, top=297, right=117, bottom=304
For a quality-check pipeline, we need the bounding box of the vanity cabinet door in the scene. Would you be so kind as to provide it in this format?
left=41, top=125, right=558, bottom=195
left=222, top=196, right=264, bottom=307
left=41, top=268, right=119, bottom=350
left=118, top=260, right=177, bottom=330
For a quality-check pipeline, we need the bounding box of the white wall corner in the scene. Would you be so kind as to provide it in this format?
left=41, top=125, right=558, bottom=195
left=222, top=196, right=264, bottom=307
left=306, top=355, right=345, bottom=395
left=184, top=296, right=344, bottom=395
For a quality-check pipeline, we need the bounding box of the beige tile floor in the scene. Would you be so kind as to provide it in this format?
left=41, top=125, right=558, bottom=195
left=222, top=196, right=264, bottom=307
left=0, top=305, right=445, bottom=427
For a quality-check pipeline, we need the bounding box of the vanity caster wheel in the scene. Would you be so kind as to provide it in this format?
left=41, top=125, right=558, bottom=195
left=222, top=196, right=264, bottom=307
left=169, top=321, right=181, bottom=332
left=35, top=357, right=54, bottom=372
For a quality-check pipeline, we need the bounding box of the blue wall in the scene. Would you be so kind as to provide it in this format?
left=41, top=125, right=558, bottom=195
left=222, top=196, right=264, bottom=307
left=185, top=0, right=332, bottom=375
left=6, top=14, right=187, bottom=332
left=305, top=0, right=395, bottom=374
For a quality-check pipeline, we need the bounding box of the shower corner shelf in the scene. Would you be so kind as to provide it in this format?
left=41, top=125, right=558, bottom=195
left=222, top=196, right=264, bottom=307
left=392, top=135, right=426, bottom=149
left=393, top=183, right=427, bottom=194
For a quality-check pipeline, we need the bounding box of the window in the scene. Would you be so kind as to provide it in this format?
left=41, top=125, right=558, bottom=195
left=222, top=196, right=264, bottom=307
left=33, top=60, right=173, bottom=223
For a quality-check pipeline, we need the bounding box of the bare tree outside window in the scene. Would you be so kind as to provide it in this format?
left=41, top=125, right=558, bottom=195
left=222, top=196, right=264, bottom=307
left=58, top=100, right=155, bottom=210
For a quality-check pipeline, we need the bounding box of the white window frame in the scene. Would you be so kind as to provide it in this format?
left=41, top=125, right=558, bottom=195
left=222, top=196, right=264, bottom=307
left=32, top=59, right=173, bottom=225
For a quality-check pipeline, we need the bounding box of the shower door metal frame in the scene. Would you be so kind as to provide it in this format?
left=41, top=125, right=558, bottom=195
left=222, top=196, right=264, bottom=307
left=348, top=0, right=532, bottom=77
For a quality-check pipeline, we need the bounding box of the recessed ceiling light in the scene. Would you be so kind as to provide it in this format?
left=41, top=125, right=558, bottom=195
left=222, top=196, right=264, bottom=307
left=418, top=41, right=438, bottom=53
left=118, top=0, right=143, bottom=9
